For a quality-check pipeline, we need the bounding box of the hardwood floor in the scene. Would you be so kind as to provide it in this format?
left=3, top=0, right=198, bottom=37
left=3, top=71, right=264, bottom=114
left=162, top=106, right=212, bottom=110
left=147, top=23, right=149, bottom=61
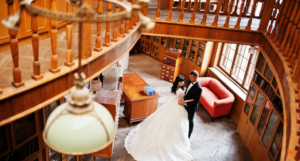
left=95, top=52, right=253, bottom=161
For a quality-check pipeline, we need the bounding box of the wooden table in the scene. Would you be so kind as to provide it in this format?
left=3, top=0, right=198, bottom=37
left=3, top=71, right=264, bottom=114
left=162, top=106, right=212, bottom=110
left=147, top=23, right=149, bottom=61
left=91, top=89, right=120, bottom=161
left=123, top=73, right=160, bottom=125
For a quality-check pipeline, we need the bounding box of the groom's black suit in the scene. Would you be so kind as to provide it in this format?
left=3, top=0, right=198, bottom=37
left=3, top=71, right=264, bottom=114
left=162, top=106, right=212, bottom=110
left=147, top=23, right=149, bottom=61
left=184, top=81, right=202, bottom=138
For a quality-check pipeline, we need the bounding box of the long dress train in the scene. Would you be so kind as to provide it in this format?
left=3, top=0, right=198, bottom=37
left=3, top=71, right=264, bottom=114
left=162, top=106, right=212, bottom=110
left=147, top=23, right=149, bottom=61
left=124, top=88, right=193, bottom=161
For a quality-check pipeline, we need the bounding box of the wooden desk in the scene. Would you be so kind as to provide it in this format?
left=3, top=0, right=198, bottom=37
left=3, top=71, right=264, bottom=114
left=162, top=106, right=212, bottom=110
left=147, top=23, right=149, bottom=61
left=91, top=89, right=120, bottom=161
left=123, top=73, right=160, bottom=125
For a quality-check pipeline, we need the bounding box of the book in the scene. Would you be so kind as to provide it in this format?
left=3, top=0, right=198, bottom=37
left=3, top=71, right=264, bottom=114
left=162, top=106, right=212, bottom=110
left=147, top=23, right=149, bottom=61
left=144, top=86, right=156, bottom=96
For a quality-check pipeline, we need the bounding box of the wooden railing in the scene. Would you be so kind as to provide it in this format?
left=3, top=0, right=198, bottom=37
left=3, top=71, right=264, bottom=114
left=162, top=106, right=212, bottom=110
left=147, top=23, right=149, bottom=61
left=0, top=0, right=142, bottom=123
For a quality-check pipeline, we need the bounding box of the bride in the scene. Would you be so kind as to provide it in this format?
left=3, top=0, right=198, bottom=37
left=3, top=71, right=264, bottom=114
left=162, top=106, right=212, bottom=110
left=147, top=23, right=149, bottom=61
left=124, top=76, right=193, bottom=161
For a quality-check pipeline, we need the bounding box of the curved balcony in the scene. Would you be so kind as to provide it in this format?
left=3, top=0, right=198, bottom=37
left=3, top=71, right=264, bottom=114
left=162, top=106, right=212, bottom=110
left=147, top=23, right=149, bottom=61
left=0, top=0, right=299, bottom=160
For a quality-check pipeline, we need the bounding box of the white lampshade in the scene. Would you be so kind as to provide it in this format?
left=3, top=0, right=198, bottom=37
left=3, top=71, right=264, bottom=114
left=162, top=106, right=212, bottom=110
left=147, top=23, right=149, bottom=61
left=43, top=77, right=115, bottom=155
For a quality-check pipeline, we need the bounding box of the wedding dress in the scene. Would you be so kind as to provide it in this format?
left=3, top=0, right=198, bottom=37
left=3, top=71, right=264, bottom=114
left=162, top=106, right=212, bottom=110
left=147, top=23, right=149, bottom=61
left=124, top=88, right=193, bottom=161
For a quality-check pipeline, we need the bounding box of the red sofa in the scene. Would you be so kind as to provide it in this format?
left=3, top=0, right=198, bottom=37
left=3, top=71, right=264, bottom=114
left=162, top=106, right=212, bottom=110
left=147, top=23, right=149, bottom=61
left=198, top=77, right=235, bottom=121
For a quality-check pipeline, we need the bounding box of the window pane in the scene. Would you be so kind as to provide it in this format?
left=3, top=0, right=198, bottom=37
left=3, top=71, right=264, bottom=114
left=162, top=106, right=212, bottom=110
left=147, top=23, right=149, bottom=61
left=269, top=123, right=283, bottom=160
left=0, top=126, right=8, bottom=154
left=14, top=113, right=36, bottom=144
left=257, top=100, right=271, bottom=135
left=245, top=83, right=256, bottom=115
left=182, top=40, right=189, bottom=57
left=264, top=64, right=273, bottom=80
left=244, top=75, right=252, bottom=89
left=226, top=60, right=233, bottom=72
left=256, top=52, right=265, bottom=72
left=168, top=38, right=175, bottom=48
left=244, top=45, right=251, bottom=59
left=235, top=54, right=242, bottom=67
left=175, top=39, right=182, bottom=49
left=232, top=65, right=239, bottom=78
left=238, top=70, right=245, bottom=83
left=229, top=49, right=235, bottom=60
left=241, top=58, right=249, bottom=70
left=250, top=91, right=265, bottom=125
left=262, top=110, right=279, bottom=147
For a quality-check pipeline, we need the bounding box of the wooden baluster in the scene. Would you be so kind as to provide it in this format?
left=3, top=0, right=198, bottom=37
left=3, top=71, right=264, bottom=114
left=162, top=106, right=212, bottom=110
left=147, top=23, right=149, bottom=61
left=179, top=0, right=186, bottom=22
left=276, top=0, right=295, bottom=47
left=104, top=2, right=112, bottom=47
left=202, top=0, right=211, bottom=25
left=190, top=0, right=198, bottom=23
left=235, top=0, right=245, bottom=29
left=178, top=0, right=182, bottom=8
left=223, top=0, right=230, bottom=12
left=267, top=0, right=279, bottom=35
left=270, top=0, right=286, bottom=38
left=31, top=1, right=43, bottom=81
left=283, top=6, right=300, bottom=56
left=49, top=0, right=60, bottom=73
left=289, top=36, right=300, bottom=67
left=245, top=0, right=258, bottom=30
left=129, top=0, right=134, bottom=29
left=112, top=3, right=120, bottom=42
left=273, top=0, right=291, bottom=42
left=81, top=0, right=93, bottom=59
left=119, top=6, right=126, bottom=37
left=167, top=0, right=174, bottom=21
left=233, top=0, right=239, bottom=15
left=65, top=3, right=75, bottom=66
left=287, top=27, right=300, bottom=61
left=292, top=58, right=300, bottom=83
left=156, top=0, right=161, bottom=19
left=224, top=0, right=233, bottom=27
left=7, top=0, right=24, bottom=88
left=213, top=0, right=222, bottom=26
left=125, top=18, right=130, bottom=33
left=94, top=0, right=103, bottom=52
left=187, top=0, right=192, bottom=10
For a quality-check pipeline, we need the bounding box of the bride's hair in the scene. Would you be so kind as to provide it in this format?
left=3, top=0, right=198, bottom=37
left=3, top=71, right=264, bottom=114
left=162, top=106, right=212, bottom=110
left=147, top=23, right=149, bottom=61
left=171, top=76, right=185, bottom=94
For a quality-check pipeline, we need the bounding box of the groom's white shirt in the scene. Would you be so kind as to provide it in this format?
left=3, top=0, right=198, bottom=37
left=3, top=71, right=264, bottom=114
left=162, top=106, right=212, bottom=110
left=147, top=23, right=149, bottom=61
left=186, top=81, right=196, bottom=95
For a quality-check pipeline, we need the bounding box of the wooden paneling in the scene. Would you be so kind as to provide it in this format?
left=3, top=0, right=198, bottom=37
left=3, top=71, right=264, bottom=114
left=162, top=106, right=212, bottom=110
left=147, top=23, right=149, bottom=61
left=19, top=0, right=49, bottom=38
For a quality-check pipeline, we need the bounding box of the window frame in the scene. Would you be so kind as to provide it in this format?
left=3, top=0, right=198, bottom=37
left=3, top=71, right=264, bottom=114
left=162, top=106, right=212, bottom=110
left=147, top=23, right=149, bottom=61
left=218, top=43, right=258, bottom=91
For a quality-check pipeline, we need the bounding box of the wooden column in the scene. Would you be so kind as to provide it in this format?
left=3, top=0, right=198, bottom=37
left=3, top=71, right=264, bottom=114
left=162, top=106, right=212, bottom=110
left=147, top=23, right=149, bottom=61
left=125, top=18, right=130, bottom=33
left=267, top=0, right=279, bottom=35
left=179, top=0, right=186, bottom=22
left=276, top=0, right=295, bottom=47
left=31, top=1, right=43, bottom=81
left=119, top=6, right=126, bottom=37
left=202, top=0, right=211, bottom=25
left=65, top=3, right=75, bottom=66
left=104, top=1, right=112, bottom=47
left=49, top=0, right=60, bottom=73
left=235, top=0, right=245, bottom=29
left=7, top=0, right=24, bottom=88
left=112, top=3, right=120, bottom=42
left=223, top=0, right=230, bottom=12
left=190, top=0, right=198, bottom=23
left=224, top=0, right=233, bottom=27
left=213, top=0, right=222, bottom=26
left=245, top=0, right=258, bottom=30
left=81, top=0, right=93, bottom=58
left=280, top=0, right=300, bottom=53
left=270, top=0, right=286, bottom=38
left=167, top=0, right=174, bottom=21
left=156, top=0, right=161, bottom=19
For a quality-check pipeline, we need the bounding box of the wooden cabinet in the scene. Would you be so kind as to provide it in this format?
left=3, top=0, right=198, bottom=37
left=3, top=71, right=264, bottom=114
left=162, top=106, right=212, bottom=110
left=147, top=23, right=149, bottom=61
left=238, top=52, right=283, bottom=161
left=160, top=50, right=182, bottom=82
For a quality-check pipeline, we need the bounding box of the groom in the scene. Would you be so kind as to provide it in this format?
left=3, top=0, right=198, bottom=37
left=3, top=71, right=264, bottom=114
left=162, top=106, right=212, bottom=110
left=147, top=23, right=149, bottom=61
left=178, top=70, right=202, bottom=138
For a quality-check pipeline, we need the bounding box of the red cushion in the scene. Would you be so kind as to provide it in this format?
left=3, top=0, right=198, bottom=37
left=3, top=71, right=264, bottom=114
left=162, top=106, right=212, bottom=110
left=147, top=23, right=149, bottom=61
left=200, top=87, right=219, bottom=116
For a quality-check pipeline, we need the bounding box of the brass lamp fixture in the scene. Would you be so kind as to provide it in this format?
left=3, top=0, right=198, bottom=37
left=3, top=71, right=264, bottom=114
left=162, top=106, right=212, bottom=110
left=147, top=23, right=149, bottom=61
left=2, top=0, right=154, bottom=155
